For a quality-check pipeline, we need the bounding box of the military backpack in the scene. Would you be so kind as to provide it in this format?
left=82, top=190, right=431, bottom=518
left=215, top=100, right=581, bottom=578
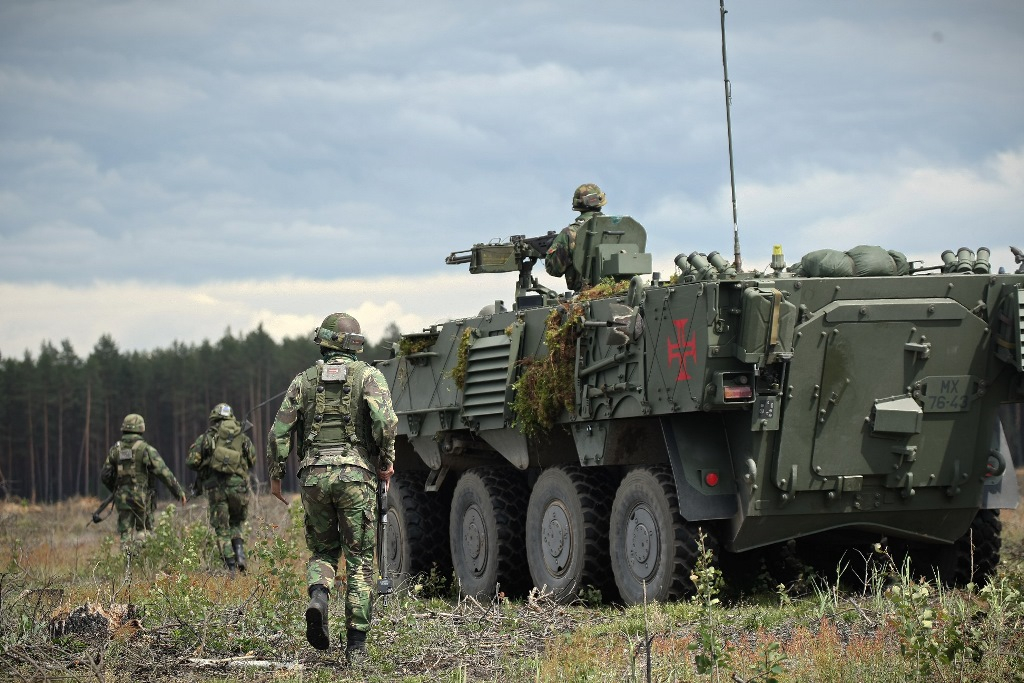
left=208, top=417, right=247, bottom=475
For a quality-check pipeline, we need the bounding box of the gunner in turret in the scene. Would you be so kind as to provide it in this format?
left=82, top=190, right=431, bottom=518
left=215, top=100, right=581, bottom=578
left=544, top=183, right=606, bottom=290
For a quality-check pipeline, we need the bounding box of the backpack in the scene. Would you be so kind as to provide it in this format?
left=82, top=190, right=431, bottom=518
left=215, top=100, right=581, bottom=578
left=208, top=417, right=246, bottom=475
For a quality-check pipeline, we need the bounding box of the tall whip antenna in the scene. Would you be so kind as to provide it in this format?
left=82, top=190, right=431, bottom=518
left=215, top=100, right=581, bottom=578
left=719, top=0, right=742, bottom=272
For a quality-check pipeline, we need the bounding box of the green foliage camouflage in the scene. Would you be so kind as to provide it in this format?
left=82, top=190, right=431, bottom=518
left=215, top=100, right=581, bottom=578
left=511, top=279, right=631, bottom=436
left=397, top=334, right=438, bottom=357
left=449, top=327, right=476, bottom=390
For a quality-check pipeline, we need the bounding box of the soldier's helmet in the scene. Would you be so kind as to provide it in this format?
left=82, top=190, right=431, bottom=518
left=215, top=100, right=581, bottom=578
left=121, top=413, right=146, bottom=434
left=209, top=403, right=234, bottom=422
left=314, top=313, right=366, bottom=353
left=572, top=183, right=606, bottom=211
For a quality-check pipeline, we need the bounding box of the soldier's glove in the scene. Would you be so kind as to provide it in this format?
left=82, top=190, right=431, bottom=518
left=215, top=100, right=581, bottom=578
left=91, top=513, right=103, bottom=524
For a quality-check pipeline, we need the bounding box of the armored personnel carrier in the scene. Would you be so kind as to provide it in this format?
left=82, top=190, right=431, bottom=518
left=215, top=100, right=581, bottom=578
left=376, top=220, right=1022, bottom=604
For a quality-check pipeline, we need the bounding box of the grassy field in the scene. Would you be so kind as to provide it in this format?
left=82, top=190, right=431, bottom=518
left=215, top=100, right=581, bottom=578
left=2, top=475, right=1023, bottom=683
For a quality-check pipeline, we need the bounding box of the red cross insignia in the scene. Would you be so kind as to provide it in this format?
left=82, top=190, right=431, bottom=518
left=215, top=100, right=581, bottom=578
left=667, top=319, right=697, bottom=381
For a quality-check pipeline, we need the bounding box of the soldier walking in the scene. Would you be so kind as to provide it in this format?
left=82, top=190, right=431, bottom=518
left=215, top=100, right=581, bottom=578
left=267, top=312, right=397, bottom=662
left=186, top=403, right=256, bottom=571
left=100, top=413, right=186, bottom=545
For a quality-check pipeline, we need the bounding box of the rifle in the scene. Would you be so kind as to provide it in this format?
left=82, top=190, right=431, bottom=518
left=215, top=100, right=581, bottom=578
left=446, top=232, right=560, bottom=304
left=375, top=479, right=393, bottom=605
left=90, top=493, right=114, bottom=525
left=243, top=388, right=288, bottom=433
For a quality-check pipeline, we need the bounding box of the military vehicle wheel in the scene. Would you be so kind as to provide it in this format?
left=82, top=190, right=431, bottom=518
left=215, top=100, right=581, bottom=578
left=525, top=466, right=616, bottom=603
left=609, top=466, right=713, bottom=605
left=385, top=471, right=451, bottom=584
left=449, top=467, right=529, bottom=599
left=911, top=509, right=1002, bottom=586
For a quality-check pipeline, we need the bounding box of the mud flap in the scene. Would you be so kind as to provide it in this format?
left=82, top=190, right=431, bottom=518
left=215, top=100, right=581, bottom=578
left=661, top=415, right=737, bottom=521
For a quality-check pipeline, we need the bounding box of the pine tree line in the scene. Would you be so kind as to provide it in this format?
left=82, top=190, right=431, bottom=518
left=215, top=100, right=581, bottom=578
left=0, top=322, right=402, bottom=503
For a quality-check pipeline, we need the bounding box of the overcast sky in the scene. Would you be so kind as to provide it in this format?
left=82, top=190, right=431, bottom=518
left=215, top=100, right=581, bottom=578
left=2, top=1, right=1023, bottom=359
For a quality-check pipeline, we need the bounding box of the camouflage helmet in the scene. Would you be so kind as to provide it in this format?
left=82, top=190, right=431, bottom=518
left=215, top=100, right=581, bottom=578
left=121, top=413, right=146, bottom=434
left=314, top=312, right=366, bottom=353
left=572, top=183, right=606, bottom=211
left=209, top=402, right=233, bottom=422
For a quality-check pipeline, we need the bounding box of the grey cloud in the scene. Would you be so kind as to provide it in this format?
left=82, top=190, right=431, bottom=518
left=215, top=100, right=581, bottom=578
left=1, top=0, right=1023, bottom=351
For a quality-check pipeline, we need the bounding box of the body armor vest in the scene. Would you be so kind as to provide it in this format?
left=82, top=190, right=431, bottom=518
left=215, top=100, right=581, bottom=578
left=209, top=417, right=246, bottom=475
left=115, top=439, right=147, bottom=487
left=298, top=358, right=372, bottom=470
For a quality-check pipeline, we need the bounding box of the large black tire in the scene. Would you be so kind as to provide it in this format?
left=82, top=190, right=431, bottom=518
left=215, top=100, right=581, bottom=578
left=449, top=467, right=529, bottom=599
left=610, top=466, right=714, bottom=605
left=525, top=466, right=617, bottom=603
left=385, top=471, right=451, bottom=585
left=911, top=509, right=1002, bottom=587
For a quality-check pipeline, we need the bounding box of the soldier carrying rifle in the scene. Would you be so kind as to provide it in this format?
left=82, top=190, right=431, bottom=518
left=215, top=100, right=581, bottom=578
left=186, top=403, right=256, bottom=572
left=100, top=413, right=186, bottom=545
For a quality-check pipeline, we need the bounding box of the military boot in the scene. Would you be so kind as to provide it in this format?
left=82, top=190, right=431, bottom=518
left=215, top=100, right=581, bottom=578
left=345, top=628, right=367, bottom=664
left=231, top=537, right=248, bottom=572
left=224, top=553, right=237, bottom=572
left=305, top=586, right=330, bottom=651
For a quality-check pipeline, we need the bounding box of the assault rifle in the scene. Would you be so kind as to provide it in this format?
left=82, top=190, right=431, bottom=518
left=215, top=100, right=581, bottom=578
left=446, top=232, right=561, bottom=307
left=90, top=493, right=114, bottom=525
left=375, top=479, right=393, bottom=606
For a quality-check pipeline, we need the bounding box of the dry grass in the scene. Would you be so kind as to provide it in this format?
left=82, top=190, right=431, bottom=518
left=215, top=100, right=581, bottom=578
left=1, top=473, right=1023, bottom=682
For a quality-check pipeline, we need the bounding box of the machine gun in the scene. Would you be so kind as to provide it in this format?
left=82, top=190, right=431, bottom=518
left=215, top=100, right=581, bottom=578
left=89, top=493, right=114, bottom=525
left=375, top=479, right=393, bottom=606
left=446, top=232, right=560, bottom=308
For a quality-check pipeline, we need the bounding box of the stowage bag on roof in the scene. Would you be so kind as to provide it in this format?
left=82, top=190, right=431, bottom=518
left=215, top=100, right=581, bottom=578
left=793, top=245, right=909, bottom=277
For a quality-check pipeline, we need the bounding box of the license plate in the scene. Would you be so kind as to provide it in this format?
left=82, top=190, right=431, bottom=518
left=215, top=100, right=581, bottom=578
left=921, top=375, right=972, bottom=413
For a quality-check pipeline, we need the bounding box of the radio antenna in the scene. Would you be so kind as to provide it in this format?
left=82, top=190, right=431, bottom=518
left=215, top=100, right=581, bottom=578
left=719, top=0, right=742, bottom=272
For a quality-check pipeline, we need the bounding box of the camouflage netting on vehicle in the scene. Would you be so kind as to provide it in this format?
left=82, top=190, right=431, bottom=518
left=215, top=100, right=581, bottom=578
left=791, top=245, right=909, bottom=277
left=511, top=279, right=631, bottom=436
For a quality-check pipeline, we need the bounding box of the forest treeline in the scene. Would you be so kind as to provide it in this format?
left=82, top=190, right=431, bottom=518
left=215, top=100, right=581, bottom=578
left=3, top=321, right=1023, bottom=506
left=0, top=322, right=403, bottom=503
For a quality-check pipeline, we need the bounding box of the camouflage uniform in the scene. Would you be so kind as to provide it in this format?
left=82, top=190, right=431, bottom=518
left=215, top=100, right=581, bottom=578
left=186, top=403, right=256, bottom=570
left=545, top=183, right=606, bottom=290
left=267, top=319, right=397, bottom=647
left=100, top=415, right=186, bottom=543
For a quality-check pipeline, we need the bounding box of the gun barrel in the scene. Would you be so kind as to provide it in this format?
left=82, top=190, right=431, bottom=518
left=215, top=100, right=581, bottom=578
left=446, top=250, right=473, bottom=265
left=447, top=232, right=558, bottom=274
